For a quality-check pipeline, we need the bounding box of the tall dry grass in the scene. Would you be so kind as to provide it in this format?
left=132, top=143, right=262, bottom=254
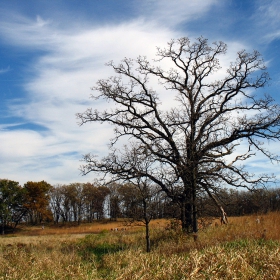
left=0, top=238, right=97, bottom=279
left=0, top=212, right=279, bottom=279
left=102, top=240, right=280, bottom=279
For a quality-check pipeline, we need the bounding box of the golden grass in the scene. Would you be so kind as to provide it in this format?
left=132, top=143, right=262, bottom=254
left=12, top=219, right=162, bottom=237
left=0, top=236, right=98, bottom=279
left=102, top=240, right=280, bottom=279
left=0, top=212, right=279, bottom=279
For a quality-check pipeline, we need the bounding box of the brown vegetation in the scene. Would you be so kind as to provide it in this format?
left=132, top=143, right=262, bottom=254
left=0, top=212, right=280, bottom=279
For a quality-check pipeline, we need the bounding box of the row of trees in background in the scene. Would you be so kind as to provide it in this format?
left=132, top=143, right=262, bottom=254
left=199, top=188, right=280, bottom=217
left=49, top=183, right=110, bottom=224
left=1, top=178, right=280, bottom=233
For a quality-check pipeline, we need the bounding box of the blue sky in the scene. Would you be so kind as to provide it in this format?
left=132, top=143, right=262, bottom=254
left=0, top=0, right=280, bottom=186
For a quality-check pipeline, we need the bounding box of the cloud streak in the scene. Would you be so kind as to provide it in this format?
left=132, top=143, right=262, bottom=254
left=0, top=66, right=11, bottom=74
left=0, top=6, right=179, bottom=185
left=0, top=1, right=279, bottom=186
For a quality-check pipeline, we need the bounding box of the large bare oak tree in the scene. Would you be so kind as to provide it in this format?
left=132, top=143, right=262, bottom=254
left=77, top=37, right=280, bottom=233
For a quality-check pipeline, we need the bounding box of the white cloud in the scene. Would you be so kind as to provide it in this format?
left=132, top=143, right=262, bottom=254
left=0, top=14, right=176, bottom=184
left=254, top=0, right=280, bottom=42
left=0, top=1, right=277, bottom=186
left=137, top=0, right=219, bottom=27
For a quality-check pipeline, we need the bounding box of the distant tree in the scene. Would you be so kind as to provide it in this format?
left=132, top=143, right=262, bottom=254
left=78, top=37, right=280, bottom=233
left=58, top=185, right=72, bottom=222
left=66, top=183, right=85, bottom=224
left=82, top=183, right=97, bottom=222
left=49, top=183, right=110, bottom=223
left=0, top=179, right=26, bottom=233
left=23, top=181, right=53, bottom=225
left=95, top=185, right=111, bottom=219
left=107, top=183, right=122, bottom=220
left=268, top=188, right=280, bottom=211
left=49, top=185, right=64, bottom=224
left=118, top=183, right=140, bottom=218
left=83, top=183, right=110, bottom=221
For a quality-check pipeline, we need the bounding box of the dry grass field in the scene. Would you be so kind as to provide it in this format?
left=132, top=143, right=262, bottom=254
left=0, top=213, right=280, bottom=279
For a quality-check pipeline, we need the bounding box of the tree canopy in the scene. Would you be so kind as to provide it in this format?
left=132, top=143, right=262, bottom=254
left=78, top=37, right=280, bottom=233
left=23, top=181, right=53, bottom=225
left=0, top=179, right=26, bottom=233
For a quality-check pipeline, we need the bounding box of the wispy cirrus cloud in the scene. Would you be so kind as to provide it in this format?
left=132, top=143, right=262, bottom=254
left=253, top=0, right=280, bottom=42
left=0, top=66, right=11, bottom=74
left=0, top=1, right=277, bottom=186
left=137, top=0, right=219, bottom=26
left=0, top=7, right=177, bottom=185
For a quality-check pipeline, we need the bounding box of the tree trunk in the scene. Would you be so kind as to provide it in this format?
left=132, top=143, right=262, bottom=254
left=143, top=199, right=151, bottom=252
left=145, top=220, right=151, bottom=253
left=181, top=184, right=198, bottom=233
left=181, top=200, right=194, bottom=233
left=204, top=186, right=228, bottom=224
left=185, top=202, right=193, bottom=233
left=192, top=198, right=198, bottom=232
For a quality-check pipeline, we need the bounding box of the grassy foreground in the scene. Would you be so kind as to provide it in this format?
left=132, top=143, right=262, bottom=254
left=0, top=213, right=280, bottom=279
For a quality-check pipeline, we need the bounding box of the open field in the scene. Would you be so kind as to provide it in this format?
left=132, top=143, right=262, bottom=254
left=1, top=213, right=280, bottom=279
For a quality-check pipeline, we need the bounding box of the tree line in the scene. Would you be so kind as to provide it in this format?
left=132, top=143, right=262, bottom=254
left=1, top=178, right=280, bottom=234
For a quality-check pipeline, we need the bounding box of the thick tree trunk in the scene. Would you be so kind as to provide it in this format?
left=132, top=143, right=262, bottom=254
left=181, top=183, right=198, bottom=233
left=181, top=200, right=195, bottom=233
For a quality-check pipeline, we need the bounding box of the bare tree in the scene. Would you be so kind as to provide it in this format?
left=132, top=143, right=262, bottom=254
left=83, top=183, right=110, bottom=221
left=105, top=150, right=162, bottom=252
left=107, top=183, right=122, bottom=221
left=134, top=178, right=161, bottom=253
left=49, top=185, right=64, bottom=224
left=77, top=37, right=280, bottom=233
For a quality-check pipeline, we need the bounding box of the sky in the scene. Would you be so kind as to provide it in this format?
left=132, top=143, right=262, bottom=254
left=0, top=0, right=280, bottom=186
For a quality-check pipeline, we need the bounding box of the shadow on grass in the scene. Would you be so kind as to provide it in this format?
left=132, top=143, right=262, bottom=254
left=81, top=242, right=124, bottom=262
left=78, top=233, right=126, bottom=263
left=77, top=233, right=126, bottom=278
